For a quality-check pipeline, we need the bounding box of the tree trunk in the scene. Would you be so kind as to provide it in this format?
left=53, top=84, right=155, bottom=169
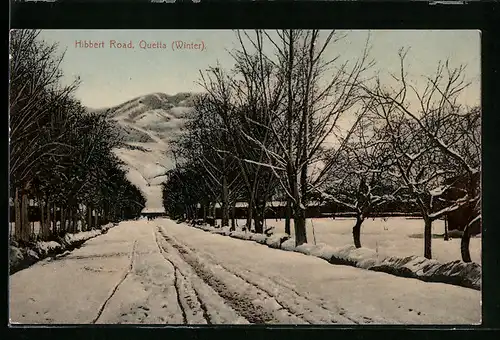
left=40, top=200, right=45, bottom=240
left=87, top=205, right=92, bottom=230
left=202, top=202, right=207, bottom=222
left=72, top=208, right=78, bottom=233
left=231, top=203, right=236, bottom=230
left=353, top=214, right=364, bottom=248
left=254, top=203, right=264, bottom=234
left=461, top=223, right=472, bottom=263
left=14, top=188, right=21, bottom=241
left=75, top=207, right=79, bottom=232
left=292, top=169, right=308, bottom=246
left=222, top=175, right=229, bottom=227
left=21, top=189, right=29, bottom=242
left=258, top=200, right=267, bottom=233
left=31, top=217, right=35, bottom=241
left=103, top=205, right=107, bottom=225
left=293, top=203, right=307, bottom=246
left=94, top=209, right=98, bottom=228
left=61, top=206, right=66, bottom=234
left=285, top=198, right=291, bottom=235
left=254, top=218, right=263, bottom=233
left=67, top=207, right=71, bottom=233
left=67, top=208, right=72, bottom=233
left=444, top=216, right=449, bottom=241
left=246, top=194, right=254, bottom=230
left=52, top=203, right=57, bottom=236
left=103, top=208, right=107, bottom=225
left=46, top=200, right=51, bottom=237
left=424, top=216, right=432, bottom=259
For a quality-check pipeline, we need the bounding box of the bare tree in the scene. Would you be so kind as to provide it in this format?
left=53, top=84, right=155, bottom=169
left=320, top=113, right=401, bottom=248
left=190, top=30, right=373, bottom=245
left=363, top=50, right=480, bottom=260
left=10, top=30, right=146, bottom=242
left=174, top=93, right=243, bottom=227
left=197, top=38, right=283, bottom=233
left=10, top=29, right=79, bottom=241
left=243, top=30, right=373, bottom=245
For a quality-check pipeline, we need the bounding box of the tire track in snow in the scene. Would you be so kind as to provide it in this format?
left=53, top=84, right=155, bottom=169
left=193, top=283, right=212, bottom=324
left=264, top=274, right=368, bottom=324
left=152, top=237, right=188, bottom=324
left=92, top=240, right=138, bottom=324
left=164, top=235, right=319, bottom=324
left=212, top=263, right=312, bottom=323
left=152, top=231, right=188, bottom=323
left=173, top=268, right=188, bottom=324
left=218, top=262, right=360, bottom=324
left=162, top=230, right=367, bottom=324
left=168, top=238, right=311, bottom=323
left=157, top=227, right=305, bottom=324
left=153, top=229, right=211, bottom=324
left=176, top=270, right=212, bottom=324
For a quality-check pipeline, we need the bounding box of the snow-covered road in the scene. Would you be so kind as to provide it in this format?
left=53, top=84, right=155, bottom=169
left=9, top=219, right=481, bottom=325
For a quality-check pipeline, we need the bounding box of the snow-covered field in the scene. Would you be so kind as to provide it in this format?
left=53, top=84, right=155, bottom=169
left=9, top=219, right=481, bottom=325
left=219, top=217, right=482, bottom=265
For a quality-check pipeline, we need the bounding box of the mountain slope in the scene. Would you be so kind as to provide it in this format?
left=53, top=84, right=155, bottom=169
left=95, top=92, right=197, bottom=213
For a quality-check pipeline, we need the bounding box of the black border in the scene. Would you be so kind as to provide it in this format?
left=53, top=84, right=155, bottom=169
left=7, top=1, right=500, bottom=339
left=8, top=2, right=498, bottom=29
left=5, top=327, right=500, bottom=340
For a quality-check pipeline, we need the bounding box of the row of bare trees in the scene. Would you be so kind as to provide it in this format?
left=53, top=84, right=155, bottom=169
left=163, top=30, right=480, bottom=262
left=9, top=29, right=146, bottom=244
left=165, top=29, right=373, bottom=242
left=320, top=52, right=481, bottom=261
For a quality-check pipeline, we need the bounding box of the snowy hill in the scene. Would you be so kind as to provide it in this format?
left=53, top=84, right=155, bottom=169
left=95, top=92, right=197, bottom=213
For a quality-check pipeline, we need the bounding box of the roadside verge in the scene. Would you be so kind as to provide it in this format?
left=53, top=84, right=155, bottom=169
left=9, top=223, right=118, bottom=275
left=189, top=223, right=481, bottom=291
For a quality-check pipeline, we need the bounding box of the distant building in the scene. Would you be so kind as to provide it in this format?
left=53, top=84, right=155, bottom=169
left=141, top=207, right=166, bottom=220
left=200, top=200, right=420, bottom=220
left=442, top=171, right=480, bottom=233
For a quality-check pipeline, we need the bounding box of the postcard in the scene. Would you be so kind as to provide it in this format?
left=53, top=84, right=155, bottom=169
left=9, top=29, right=481, bottom=325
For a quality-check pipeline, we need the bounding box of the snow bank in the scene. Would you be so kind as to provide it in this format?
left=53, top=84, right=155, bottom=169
left=9, top=223, right=117, bottom=275
left=197, top=225, right=217, bottom=232
left=187, top=221, right=481, bottom=291
left=101, top=223, right=114, bottom=233
left=265, top=233, right=290, bottom=249
left=34, top=241, right=63, bottom=257
left=370, top=257, right=481, bottom=290
left=327, top=245, right=380, bottom=268
left=228, top=231, right=252, bottom=241
left=298, top=243, right=338, bottom=261
left=248, top=233, right=268, bottom=244
left=212, top=227, right=232, bottom=236
left=280, top=239, right=298, bottom=251
left=59, top=230, right=102, bottom=246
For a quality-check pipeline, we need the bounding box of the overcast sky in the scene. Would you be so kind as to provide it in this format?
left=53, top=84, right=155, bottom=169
left=39, top=29, right=481, bottom=109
